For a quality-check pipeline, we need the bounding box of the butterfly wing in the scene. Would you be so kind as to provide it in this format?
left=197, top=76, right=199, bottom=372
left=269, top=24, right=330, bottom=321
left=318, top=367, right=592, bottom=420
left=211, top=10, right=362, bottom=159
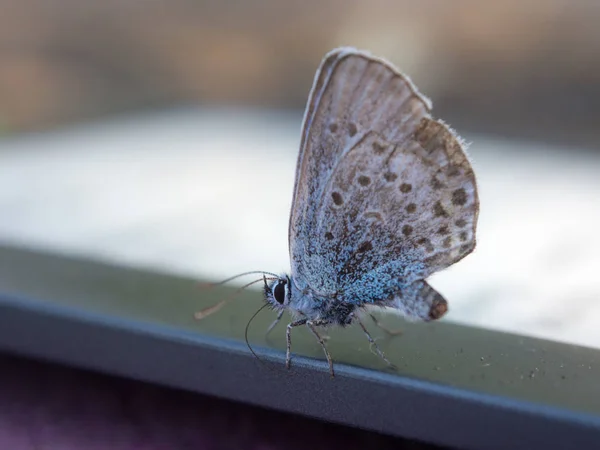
left=289, top=48, right=478, bottom=308
left=290, top=48, right=432, bottom=294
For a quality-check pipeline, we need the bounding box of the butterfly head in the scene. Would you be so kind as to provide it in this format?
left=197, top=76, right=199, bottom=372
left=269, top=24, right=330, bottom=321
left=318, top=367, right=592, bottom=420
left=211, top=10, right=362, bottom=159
left=263, top=274, right=292, bottom=310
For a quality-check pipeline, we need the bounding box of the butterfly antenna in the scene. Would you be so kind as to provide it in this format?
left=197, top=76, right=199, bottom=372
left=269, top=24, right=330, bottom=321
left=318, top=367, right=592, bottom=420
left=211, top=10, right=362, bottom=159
left=200, top=271, right=281, bottom=289
left=245, top=302, right=271, bottom=366
left=194, top=277, right=277, bottom=320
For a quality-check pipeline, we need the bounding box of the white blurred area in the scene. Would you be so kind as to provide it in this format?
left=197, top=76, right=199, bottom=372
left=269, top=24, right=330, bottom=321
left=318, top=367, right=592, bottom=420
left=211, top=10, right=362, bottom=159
left=1, top=108, right=600, bottom=348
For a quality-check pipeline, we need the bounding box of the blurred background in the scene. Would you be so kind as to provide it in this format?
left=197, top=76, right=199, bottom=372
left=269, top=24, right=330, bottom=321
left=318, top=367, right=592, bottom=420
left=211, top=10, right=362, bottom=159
left=0, top=0, right=599, bottom=347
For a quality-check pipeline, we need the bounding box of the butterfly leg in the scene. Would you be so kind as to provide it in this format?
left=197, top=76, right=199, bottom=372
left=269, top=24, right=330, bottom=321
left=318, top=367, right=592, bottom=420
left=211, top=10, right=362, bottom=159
left=306, top=319, right=335, bottom=377
left=286, top=319, right=307, bottom=370
left=357, top=319, right=397, bottom=371
left=266, top=310, right=284, bottom=337
left=369, top=313, right=402, bottom=336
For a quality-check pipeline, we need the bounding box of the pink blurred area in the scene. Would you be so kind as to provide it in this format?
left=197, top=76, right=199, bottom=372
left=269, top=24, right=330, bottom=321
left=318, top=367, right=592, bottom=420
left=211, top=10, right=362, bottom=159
left=0, top=355, right=412, bottom=450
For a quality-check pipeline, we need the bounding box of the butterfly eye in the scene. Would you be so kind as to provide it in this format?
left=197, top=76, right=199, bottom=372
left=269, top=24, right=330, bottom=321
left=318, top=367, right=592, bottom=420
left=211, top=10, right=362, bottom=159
left=273, top=280, right=286, bottom=304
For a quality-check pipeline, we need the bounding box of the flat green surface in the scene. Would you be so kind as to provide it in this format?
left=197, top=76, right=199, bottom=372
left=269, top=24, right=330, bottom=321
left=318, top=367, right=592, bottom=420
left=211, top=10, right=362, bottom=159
left=0, top=244, right=598, bottom=417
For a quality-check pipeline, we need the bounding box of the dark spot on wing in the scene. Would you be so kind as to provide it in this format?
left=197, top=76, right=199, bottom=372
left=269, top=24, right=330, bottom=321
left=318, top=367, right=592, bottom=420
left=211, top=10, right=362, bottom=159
left=383, top=172, right=397, bottom=182
left=417, top=238, right=434, bottom=253
left=433, top=201, right=448, bottom=218
left=459, top=231, right=468, bottom=242
left=455, top=218, right=467, bottom=227
left=431, top=177, right=445, bottom=190
left=429, top=298, right=448, bottom=320
left=348, top=122, right=357, bottom=137
left=437, top=225, right=449, bottom=235
left=332, top=192, right=343, bottom=206
left=325, top=232, right=334, bottom=240
left=358, top=175, right=371, bottom=186
left=400, top=183, right=412, bottom=193
left=329, top=123, right=338, bottom=133
left=447, top=166, right=461, bottom=177
left=443, top=236, right=452, bottom=248
left=406, top=203, right=417, bottom=213
left=402, top=225, right=413, bottom=236
left=372, top=141, right=386, bottom=154
left=357, top=241, right=373, bottom=253
left=452, top=188, right=467, bottom=206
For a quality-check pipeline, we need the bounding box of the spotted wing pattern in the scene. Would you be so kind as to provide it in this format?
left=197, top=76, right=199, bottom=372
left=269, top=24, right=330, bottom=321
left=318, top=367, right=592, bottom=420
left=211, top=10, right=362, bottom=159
left=288, top=48, right=478, bottom=314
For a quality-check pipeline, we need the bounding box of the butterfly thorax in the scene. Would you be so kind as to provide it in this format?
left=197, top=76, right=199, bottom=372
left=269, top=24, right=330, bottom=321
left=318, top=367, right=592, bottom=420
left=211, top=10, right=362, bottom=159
left=290, top=281, right=360, bottom=325
left=265, top=274, right=361, bottom=325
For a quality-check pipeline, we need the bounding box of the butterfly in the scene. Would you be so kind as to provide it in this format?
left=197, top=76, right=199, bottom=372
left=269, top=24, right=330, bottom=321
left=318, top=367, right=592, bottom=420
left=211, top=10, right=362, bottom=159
left=198, top=47, right=479, bottom=377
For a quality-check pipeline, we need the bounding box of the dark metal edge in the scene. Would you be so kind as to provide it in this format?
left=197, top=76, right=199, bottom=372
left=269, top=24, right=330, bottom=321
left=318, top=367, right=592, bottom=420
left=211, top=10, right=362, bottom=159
left=0, top=293, right=598, bottom=450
